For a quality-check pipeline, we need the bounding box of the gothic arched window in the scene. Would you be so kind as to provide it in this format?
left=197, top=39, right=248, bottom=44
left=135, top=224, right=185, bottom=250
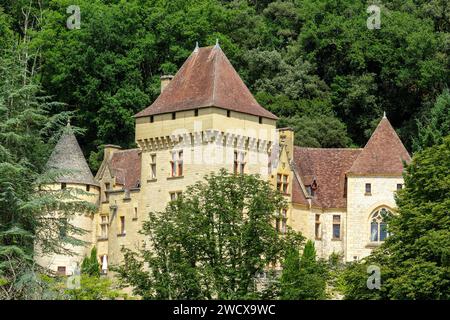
left=370, top=208, right=390, bottom=242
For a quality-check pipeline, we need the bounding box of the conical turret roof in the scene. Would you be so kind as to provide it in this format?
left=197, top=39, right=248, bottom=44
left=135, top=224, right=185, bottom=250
left=46, top=123, right=98, bottom=186
left=348, top=116, right=411, bottom=175
left=135, top=45, right=277, bottom=120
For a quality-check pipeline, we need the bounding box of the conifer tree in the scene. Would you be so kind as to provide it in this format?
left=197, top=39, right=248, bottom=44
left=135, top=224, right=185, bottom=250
left=0, top=19, right=95, bottom=299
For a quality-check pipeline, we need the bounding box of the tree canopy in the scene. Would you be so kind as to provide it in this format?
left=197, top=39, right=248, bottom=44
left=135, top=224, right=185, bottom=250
left=340, top=135, right=450, bottom=300
left=114, top=170, right=304, bottom=299
left=0, top=0, right=446, bottom=170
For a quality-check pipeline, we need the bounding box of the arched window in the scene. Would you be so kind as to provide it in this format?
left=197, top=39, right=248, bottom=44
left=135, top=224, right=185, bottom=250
left=370, top=208, right=390, bottom=242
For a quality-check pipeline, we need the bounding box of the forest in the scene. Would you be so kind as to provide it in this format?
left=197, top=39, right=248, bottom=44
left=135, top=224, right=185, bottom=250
left=1, top=0, right=448, bottom=170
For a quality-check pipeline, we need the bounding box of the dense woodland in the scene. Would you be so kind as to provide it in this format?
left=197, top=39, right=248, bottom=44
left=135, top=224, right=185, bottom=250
left=0, top=0, right=448, bottom=170
left=0, top=0, right=449, bottom=300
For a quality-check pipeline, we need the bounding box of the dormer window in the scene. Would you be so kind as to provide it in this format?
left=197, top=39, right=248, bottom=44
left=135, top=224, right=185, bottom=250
left=277, top=174, right=289, bottom=194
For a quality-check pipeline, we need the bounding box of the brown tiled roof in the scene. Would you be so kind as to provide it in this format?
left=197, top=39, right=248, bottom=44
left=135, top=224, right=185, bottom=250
left=109, top=149, right=141, bottom=190
left=291, top=173, right=309, bottom=206
left=135, top=46, right=277, bottom=120
left=348, top=117, right=411, bottom=175
left=293, top=146, right=362, bottom=208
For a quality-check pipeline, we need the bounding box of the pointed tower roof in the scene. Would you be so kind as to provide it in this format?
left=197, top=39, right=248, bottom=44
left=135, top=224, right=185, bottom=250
left=135, top=45, right=277, bottom=120
left=46, top=123, right=98, bottom=186
left=348, top=117, right=411, bottom=175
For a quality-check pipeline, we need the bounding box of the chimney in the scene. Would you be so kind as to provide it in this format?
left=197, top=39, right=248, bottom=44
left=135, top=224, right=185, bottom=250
left=277, top=127, right=295, bottom=161
left=103, top=144, right=121, bottom=161
left=160, top=75, right=174, bottom=93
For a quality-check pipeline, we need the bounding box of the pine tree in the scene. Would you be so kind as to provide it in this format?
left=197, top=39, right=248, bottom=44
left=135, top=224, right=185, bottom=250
left=81, top=247, right=101, bottom=277
left=0, top=23, right=95, bottom=299
left=413, top=89, right=450, bottom=151
left=280, top=240, right=327, bottom=300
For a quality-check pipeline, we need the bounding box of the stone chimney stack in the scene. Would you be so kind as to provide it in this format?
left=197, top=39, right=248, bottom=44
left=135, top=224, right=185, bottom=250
left=160, top=75, right=174, bottom=93
left=103, top=144, right=122, bottom=161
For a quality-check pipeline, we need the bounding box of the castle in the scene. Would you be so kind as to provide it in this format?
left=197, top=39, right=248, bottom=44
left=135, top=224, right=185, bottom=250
left=35, top=44, right=411, bottom=277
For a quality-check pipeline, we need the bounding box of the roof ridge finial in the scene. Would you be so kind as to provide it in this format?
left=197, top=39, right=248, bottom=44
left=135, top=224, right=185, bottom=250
left=194, top=41, right=199, bottom=53
left=214, top=38, right=220, bottom=49
left=67, top=118, right=71, bottom=127
left=383, top=111, right=386, bottom=119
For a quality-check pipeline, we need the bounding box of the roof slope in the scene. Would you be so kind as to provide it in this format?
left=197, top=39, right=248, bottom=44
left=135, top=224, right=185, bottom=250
left=348, top=117, right=411, bottom=175
left=109, top=149, right=141, bottom=190
left=135, top=46, right=277, bottom=120
left=46, top=124, right=98, bottom=186
left=293, top=147, right=362, bottom=208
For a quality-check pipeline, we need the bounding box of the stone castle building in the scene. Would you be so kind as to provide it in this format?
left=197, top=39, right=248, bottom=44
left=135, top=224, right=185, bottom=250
left=36, top=44, right=411, bottom=276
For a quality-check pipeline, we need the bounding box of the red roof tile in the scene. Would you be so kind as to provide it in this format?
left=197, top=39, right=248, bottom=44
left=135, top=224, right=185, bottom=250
left=292, top=173, right=309, bottom=206
left=135, top=46, right=277, bottom=120
left=348, top=117, right=411, bottom=175
left=110, top=149, right=141, bottom=190
left=293, top=147, right=362, bottom=208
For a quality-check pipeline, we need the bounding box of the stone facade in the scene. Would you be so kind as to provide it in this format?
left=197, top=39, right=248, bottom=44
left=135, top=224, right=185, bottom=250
left=36, top=45, right=411, bottom=277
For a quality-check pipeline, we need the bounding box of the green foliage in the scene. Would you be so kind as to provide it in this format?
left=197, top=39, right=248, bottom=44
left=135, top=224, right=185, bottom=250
left=114, top=170, right=304, bottom=299
left=340, top=136, right=450, bottom=299
left=81, top=247, right=100, bottom=277
left=279, top=240, right=327, bottom=300
left=278, top=114, right=352, bottom=148
left=41, top=274, right=127, bottom=300
left=0, top=0, right=441, bottom=164
left=413, top=88, right=450, bottom=152
left=0, top=32, right=96, bottom=299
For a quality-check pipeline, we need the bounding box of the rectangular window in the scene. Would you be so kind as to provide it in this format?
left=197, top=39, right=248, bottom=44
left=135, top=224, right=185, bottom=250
left=170, top=151, right=183, bottom=177
left=281, top=209, right=287, bottom=234
left=170, top=191, right=182, bottom=201
left=86, top=185, right=90, bottom=192
left=61, top=183, right=66, bottom=190
left=397, top=183, right=403, bottom=190
left=100, top=215, right=108, bottom=238
left=365, top=183, right=372, bottom=195
left=104, top=182, right=110, bottom=202
left=277, top=174, right=289, bottom=194
left=234, top=151, right=245, bottom=174
left=276, top=209, right=287, bottom=234
left=133, top=207, right=138, bottom=220
left=172, top=112, right=176, bottom=120
left=227, top=110, right=231, bottom=117
left=120, top=216, right=125, bottom=235
left=332, top=215, right=341, bottom=239
left=194, top=109, right=199, bottom=117
left=150, top=115, right=154, bottom=123
left=315, top=214, right=321, bottom=239
left=282, top=175, right=288, bottom=194
left=259, top=116, right=262, bottom=124
left=178, top=151, right=183, bottom=176
left=150, top=154, right=157, bottom=179
left=57, top=266, right=66, bottom=276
